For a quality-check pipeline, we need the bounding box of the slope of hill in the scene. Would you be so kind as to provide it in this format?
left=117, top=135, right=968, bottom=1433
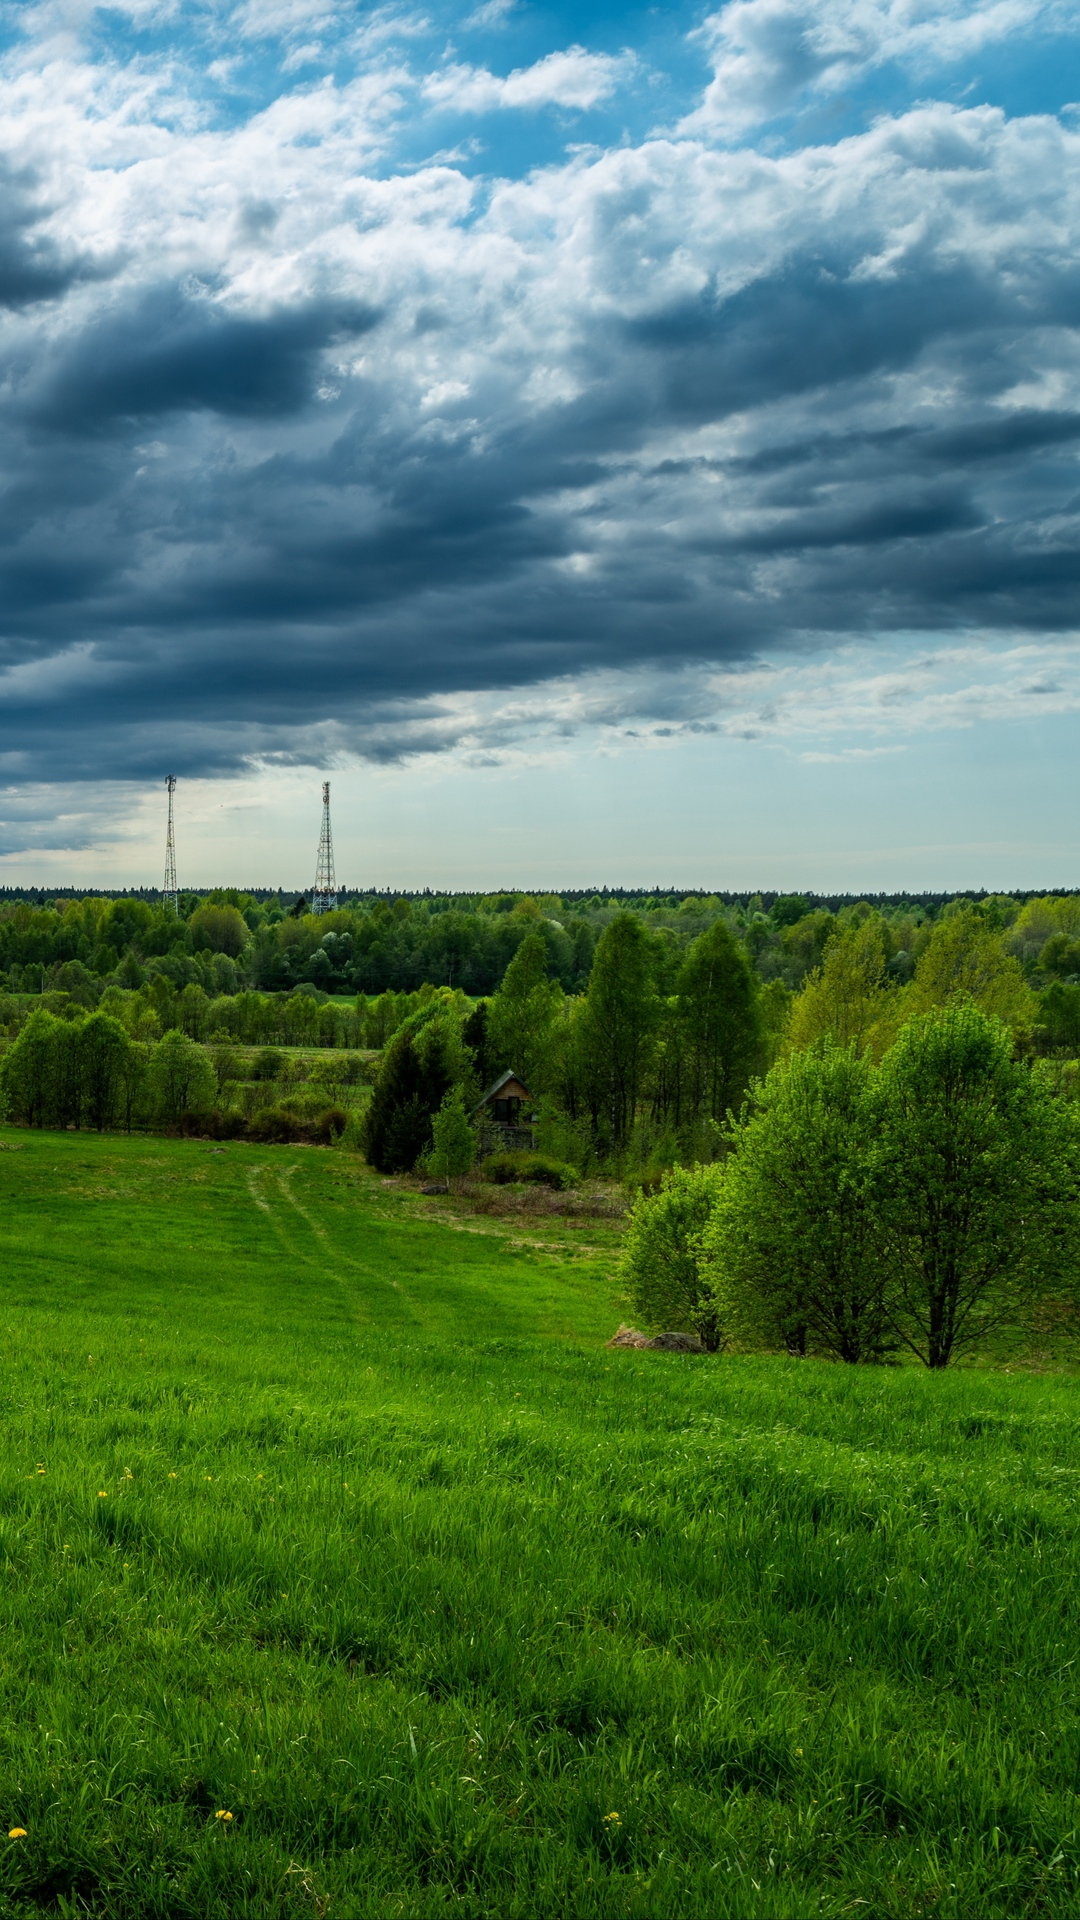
left=0, top=1129, right=1077, bottom=1917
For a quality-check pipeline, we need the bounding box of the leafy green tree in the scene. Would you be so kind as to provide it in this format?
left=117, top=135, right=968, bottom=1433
left=705, top=1045, right=893, bottom=1362
left=785, top=916, right=896, bottom=1058
left=871, top=1003, right=1080, bottom=1368
left=771, top=894, right=811, bottom=928
left=146, top=1029, right=216, bottom=1127
left=188, top=902, right=249, bottom=959
left=178, top=982, right=211, bottom=1040
left=1039, top=981, right=1080, bottom=1050
left=75, top=1013, right=135, bottom=1131
left=487, top=931, right=563, bottom=1093
left=1008, top=895, right=1080, bottom=965
left=0, top=1009, right=65, bottom=1127
left=674, top=919, right=762, bottom=1128
left=908, top=909, right=1035, bottom=1033
left=576, top=913, right=660, bottom=1153
left=429, top=1087, right=477, bottom=1190
left=621, top=1163, right=726, bottom=1350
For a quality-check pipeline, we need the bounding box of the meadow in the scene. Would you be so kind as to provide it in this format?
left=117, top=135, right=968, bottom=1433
left=0, top=1128, right=1078, bottom=1917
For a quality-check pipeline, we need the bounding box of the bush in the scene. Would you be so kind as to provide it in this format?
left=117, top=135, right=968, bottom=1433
left=429, top=1088, right=477, bottom=1189
left=177, top=1108, right=246, bottom=1140
left=246, top=1103, right=348, bottom=1145
left=621, top=1162, right=726, bottom=1351
left=481, top=1151, right=578, bottom=1190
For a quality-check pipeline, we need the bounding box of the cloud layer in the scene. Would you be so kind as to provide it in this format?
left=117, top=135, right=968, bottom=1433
left=0, top=0, right=1077, bottom=843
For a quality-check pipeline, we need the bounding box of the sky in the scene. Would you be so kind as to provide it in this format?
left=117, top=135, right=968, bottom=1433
left=0, top=0, right=1078, bottom=893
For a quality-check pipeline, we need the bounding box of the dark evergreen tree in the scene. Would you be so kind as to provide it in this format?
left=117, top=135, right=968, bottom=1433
left=363, top=1011, right=459, bottom=1173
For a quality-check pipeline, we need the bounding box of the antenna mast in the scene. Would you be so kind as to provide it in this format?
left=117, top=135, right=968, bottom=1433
left=163, top=776, right=178, bottom=915
left=311, top=780, right=338, bottom=915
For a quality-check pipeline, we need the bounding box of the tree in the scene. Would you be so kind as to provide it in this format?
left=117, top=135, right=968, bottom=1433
left=462, top=1000, right=494, bottom=1090
left=674, top=919, right=762, bottom=1128
left=75, top=1012, right=134, bottom=1131
left=146, top=1029, right=216, bottom=1127
left=429, top=1088, right=477, bottom=1190
left=187, top=902, right=249, bottom=959
left=704, top=1045, right=894, bottom=1362
left=785, top=916, right=896, bottom=1058
left=871, top=1003, right=1080, bottom=1368
left=908, top=909, right=1035, bottom=1033
left=487, top=931, right=563, bottom=1093
left=363, top=999, right=466, bottom=1173
left=576, top=913, right=660, bottom=1153
left=621, top=1163, right=726, bottom=1350
left=178, top=982, right=211, bottom=1040
left=0, top=1009, right=65, bottom=1128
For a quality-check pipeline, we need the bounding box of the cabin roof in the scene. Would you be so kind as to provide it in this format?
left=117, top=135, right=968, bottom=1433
left=472, top=1069, right=533, bottom=1114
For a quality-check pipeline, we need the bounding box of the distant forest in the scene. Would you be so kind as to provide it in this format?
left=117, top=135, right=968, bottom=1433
left=3, top=883, right=1080, bottom=1170
left=1, top=884, right=1079, bottom=1008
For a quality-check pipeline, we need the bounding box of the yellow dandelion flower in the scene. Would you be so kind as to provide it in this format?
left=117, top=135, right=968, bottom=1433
left=8, top=1828, right=26, bottom=1839
left=215, top=1810, right=233, bottom=1822
left=97, top=1491, right=107, bottom=1498
left=603, top=1812, right=621, bottom=1824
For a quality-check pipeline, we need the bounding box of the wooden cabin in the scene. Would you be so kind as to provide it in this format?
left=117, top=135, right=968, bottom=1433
left=472, top=1070, right=536, bottom=1153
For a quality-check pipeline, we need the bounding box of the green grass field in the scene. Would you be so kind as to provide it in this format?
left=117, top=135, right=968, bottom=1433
left=0, top=1127, right=1079, bottom=1917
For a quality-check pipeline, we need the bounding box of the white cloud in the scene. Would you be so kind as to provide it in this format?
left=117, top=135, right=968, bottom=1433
left=423, top=46, right=633, bottom=115
left=682, top=0, right=1058, bottom=138
left=463, top=0, right=518, bottom=26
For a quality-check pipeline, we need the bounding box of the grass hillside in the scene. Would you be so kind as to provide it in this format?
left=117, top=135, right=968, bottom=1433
left=0, top=1129, right=1078, bottom=1917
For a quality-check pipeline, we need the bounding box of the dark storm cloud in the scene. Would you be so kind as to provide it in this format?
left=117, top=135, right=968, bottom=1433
left=33, top=286, right=382, bottom=431
left=701, top=489, right=984, bottom=552
left=0, top=161, right=103, bottom=310
left=0, top=91, right=1078, bottom=792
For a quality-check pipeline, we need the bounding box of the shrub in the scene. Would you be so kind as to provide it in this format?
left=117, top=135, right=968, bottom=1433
left=429, top=1088, right=477, bottom=1189
left=621, top=1162, right=727, bottom=1351
left=247, top=1105, right=296, bottom=1144
left=481, top=1151, right=578, bottom=1190
left=245, top=1102, right=349, bottom=1145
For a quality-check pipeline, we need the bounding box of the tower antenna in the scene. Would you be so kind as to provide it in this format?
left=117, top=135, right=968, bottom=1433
left=163, top=775, right=178, bottom=915
left=311, top=780, right=338, bottom=915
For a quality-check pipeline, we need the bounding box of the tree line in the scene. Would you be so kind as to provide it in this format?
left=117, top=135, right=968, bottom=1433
left=3, top=887, right=1080, bottom=1022
left=0, top=1010, right=352, bottom=1144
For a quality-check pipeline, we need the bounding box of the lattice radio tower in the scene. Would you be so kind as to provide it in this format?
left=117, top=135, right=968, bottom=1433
left=311, top=780, right=338, bottom=915
left=162, top=775, right=178, bottom=915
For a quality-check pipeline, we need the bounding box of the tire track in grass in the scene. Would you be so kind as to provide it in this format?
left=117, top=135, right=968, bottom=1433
left=276, top=1162, right=410, bottom=1316
left=245, top=1164, right=309, bottom=1266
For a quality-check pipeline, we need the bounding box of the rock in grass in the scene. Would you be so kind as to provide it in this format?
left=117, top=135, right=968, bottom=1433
left=606, top=1325, right=651, bottom=1348
left=646, top=1330, right=705, bottom=1352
